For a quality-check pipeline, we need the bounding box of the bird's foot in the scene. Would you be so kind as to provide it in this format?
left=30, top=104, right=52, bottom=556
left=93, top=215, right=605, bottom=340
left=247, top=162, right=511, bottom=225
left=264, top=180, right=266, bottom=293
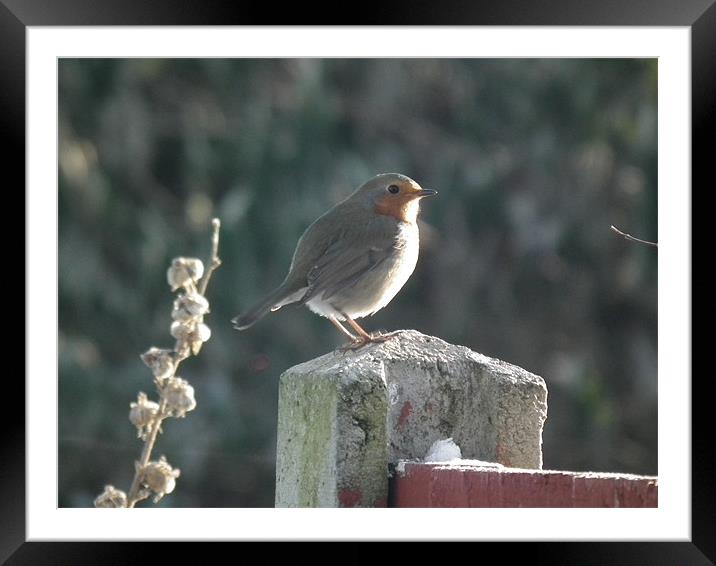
left=338, top=339, right=368, bottom=352
left=338, top=331, right=400, bottom=352
left=369, top=330, right=402, bottom=342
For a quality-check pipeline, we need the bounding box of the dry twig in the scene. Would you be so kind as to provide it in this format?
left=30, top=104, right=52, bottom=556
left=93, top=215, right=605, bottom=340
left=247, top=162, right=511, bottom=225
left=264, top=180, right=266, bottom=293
left=610, top=225, right=658, bottom=248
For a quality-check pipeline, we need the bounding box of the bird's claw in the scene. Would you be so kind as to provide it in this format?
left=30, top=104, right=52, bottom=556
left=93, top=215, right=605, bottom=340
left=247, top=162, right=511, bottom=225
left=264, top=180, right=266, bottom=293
left=369, top=330, right=402, bottom=342
left=337, top=330, right=400, bottom=352
left=338, top=339, right=370, bottom=352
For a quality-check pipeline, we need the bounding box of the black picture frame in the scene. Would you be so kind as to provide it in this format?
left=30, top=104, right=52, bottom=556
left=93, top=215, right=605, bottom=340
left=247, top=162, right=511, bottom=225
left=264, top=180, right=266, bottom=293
left=8, top=0, right=707, bottom=562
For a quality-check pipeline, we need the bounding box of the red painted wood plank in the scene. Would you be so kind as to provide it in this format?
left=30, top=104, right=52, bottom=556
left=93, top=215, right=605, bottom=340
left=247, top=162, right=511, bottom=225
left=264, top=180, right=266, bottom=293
left=390, top=462, right=658, bottom=508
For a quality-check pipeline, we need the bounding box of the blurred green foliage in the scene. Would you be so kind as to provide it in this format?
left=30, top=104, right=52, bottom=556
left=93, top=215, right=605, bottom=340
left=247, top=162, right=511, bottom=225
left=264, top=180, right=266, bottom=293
left=59, top=58, right=657, bottom=507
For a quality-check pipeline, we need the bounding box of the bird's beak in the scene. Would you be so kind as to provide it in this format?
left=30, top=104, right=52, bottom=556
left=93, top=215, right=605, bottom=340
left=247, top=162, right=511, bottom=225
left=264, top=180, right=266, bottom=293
left=416, top=188, right=438, bottom=198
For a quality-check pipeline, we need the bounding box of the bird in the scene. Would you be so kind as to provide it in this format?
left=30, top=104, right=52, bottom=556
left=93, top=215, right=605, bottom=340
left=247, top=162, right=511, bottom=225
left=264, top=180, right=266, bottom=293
left=232, top=173, right=437, bottom=348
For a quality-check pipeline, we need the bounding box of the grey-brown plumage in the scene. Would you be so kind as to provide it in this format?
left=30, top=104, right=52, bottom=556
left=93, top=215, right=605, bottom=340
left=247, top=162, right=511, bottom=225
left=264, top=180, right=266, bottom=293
left=232, top=173, right=437, bottom=347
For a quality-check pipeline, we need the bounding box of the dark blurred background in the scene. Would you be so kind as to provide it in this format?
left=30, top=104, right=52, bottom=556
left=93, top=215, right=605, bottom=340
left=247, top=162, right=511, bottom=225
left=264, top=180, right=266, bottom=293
left=59, top=58, right=657, bottom=507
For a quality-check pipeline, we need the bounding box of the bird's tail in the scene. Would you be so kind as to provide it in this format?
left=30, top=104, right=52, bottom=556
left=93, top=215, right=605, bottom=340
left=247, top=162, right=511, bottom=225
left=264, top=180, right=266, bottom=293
left=231, top=283, right=303, bottom=330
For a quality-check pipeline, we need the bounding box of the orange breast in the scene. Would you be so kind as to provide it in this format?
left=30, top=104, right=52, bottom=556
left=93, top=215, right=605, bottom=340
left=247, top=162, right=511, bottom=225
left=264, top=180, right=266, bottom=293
left=374, top=195, right=421, bottom=224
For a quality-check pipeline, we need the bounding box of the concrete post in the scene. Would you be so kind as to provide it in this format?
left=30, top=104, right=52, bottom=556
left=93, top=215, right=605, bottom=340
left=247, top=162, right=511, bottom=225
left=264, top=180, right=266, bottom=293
left=275, top=355, right=388, bottom=508
left=275, top=330, right=548, bottom=507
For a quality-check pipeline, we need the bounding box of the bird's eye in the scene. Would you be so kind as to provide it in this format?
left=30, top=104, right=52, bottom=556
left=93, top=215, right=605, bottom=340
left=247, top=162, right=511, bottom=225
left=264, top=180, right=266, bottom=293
left=387, top=185, right=400, bottom=194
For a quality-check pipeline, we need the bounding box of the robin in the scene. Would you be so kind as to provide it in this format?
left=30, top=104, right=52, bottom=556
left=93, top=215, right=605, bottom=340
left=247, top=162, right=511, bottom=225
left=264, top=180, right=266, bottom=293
left=232, top=173, right=437, bottom=348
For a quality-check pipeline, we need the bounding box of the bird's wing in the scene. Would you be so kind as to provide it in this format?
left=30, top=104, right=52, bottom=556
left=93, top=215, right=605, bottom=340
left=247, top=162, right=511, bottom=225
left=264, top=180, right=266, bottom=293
left=300, top=230, right=396, bottom=304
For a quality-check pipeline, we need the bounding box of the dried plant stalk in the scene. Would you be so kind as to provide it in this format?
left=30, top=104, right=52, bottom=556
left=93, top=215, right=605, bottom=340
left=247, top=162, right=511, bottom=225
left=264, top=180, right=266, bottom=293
left=95, top=219, right=221, bottom=508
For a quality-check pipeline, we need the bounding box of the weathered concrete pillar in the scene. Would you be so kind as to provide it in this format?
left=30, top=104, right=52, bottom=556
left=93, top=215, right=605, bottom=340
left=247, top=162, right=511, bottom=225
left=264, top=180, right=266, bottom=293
left=275, top=355, right=388, bottom=508
left=275, top=330, right=548, bottom=507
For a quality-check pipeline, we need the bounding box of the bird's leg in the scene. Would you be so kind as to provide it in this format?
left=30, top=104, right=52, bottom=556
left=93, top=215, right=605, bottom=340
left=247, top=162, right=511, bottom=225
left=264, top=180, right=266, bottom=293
left=343, top=315, right=372, bottom=342
left=328, top=315, right=358, bottom=342
left=331, top=316, right=368, bottom=352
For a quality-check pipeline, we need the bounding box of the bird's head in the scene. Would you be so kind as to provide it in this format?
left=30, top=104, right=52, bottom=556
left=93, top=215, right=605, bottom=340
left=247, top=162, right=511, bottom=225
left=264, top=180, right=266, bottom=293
left=354, top=173, right=438, bottom=224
